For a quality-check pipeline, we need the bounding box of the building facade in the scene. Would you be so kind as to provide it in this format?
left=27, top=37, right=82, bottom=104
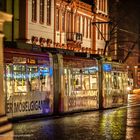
left=54, top=0, right=109, bottom=54
left=2, top=0, right=109, bottom=55
left=3, top=0, right=54, bottom=48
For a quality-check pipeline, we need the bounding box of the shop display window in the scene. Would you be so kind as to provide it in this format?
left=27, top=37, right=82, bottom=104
left=64, top=69, right=69, bottom=95
left=5, top=60, right=51, bottom=96
left=82, top=75, right=90, bottom=90
left=90, top=74, right=97, bottom=89
left=28, top=65, right=40, bottom=91
left=28, top=65, right=50, bottom=92
left=5, top=64, right=13, bottom=99
left=112, top=72, right=119, bottom=89
left=13, top=65, right=27, bottom=93
left=64, top=67, right=98, bottom=96
left=104, top=73, right=112, bottom=90
left=40, top=66, right=50, bottom=92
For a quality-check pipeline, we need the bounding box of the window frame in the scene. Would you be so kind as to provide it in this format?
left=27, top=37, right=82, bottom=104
left=32, top=0, right=37, bottom=22
left=47, top=0, right=51, bottom=25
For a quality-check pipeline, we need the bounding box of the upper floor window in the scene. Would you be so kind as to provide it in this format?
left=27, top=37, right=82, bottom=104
left=56, top=9, right=59, bottom=31
left=82, top=17, right=85, bottom=37
left=86, top=18, right=88, bottom=38
left=32, top=0, right=37, bottom=22
left=89, top=20, right=92, bottom=38
left=66, top=11, right=72, bottom=34
left=62, top=11, right=65, bottom=32
left=47, top=0, right=51, bottom=25
left=40, top=0, right=44, bottom=23
left=75, top=15, right=80, bottom=33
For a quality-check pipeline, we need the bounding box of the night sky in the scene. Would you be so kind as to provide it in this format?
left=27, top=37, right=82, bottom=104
left=109, top=0, right=140, bottom=33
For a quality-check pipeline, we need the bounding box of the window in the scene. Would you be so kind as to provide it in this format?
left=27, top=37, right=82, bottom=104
left=89, top=20, right=92, bottom=38
left=47, top=0, right=51, bottom=25
left=78, top=16, right=81, bottom=33
left=82, top=17, right=85, bottom=37
left=64, top=67, right=98, bottom=94
left=104, top=24, right=106, bottom=40
left=28, top=65, right=40, bottom=91
left=62, top=11, right=65, bottom=32
left=86, top=18, right=88, bottom=38
left=56, top=9, right=59, bottom=31
left=28, top=65, right=50, bottom=92
left=97, top=22, right=100, bottom=40
left=40, top=0, right=44, bottom=23
left=66, top=12, right=71, bottom=33
left=13, top=65, right=27, bottom=94
left=74, top=14, right=77, bottom=33
left=101, top=24, right=103, bottom=40
left=5, top=64, right=13, bottom=99
left=66, top=11, right=72, bottom=40
left=32, top=0, right=37, bottom=22
left=76, top=15, right=80, bottom=33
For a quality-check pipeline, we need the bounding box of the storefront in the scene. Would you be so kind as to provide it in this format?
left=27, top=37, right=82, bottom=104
left=4, top=48, right=53, bottom=118
left=60, top=55, right=99, bottom=112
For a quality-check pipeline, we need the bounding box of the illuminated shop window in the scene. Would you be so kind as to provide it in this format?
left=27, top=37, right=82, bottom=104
left=28, top=65, right=40, bottom=91
left=104, top=72, right=112, bottom=90
left=82, top=74, right=90, bottom=90
left=90, top=74, right=98, bottom=89
left=5, top=64, right=13, bottom=99
left=27, top=65, right=50, bottom=92
left=64, top=67, right=98, bottom=95
left=112, top=72, right=120, bottom=89
left=64, top=69, right=69, bottom=95
left=5, top=61, right=51, bottom=96
left=72, top=71, right=82, bottom=91
left=40, top=66, right=50, bottom=91
left=13, top=65, right=27, bottom=94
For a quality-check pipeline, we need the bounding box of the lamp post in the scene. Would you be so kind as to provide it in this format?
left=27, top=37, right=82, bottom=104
left=0, top=11, right=13, bottom=140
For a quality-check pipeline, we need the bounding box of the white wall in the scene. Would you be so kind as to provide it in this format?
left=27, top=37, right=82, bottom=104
left=27, top=0, right=54, bottom=47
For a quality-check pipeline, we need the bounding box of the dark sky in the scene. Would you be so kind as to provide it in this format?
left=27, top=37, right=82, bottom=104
left=109, top=0, right=140, bottom=33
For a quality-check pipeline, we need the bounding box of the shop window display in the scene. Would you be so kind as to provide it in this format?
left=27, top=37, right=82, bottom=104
left=13, top=65, right=27, bottom=94
left=63, top=66, right=98, bottom=111
left=5, top=57, right=51, bottom=96
left=5, top=64, right=13, bottom=99
left=28, top=65, right=40, bottom=92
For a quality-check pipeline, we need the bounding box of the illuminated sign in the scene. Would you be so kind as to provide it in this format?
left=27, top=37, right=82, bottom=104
left=103, top=64, right=112, bottom=72
left=13, top=57, right=26, bottom=64
left=6, top=72, right=40, bottom=79
left=27, top=58, right=36, bottom=64
left=85, top=66, right=98, bottom=73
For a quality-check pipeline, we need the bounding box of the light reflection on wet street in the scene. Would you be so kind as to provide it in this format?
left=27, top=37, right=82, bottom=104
left=13, top=94, right=140, bottom=140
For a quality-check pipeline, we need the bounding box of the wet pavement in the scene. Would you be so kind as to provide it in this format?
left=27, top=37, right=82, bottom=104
left=13, top=93, right=140, bottom=140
